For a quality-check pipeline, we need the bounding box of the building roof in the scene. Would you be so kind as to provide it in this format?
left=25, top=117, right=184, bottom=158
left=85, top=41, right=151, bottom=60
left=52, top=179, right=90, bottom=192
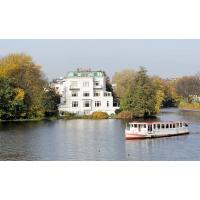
left=65, top=69, right=105, bottom=78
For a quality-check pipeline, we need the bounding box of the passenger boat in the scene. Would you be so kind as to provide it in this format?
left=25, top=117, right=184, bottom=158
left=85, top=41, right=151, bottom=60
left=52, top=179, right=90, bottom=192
left=125, top=121, right=189, bottom=140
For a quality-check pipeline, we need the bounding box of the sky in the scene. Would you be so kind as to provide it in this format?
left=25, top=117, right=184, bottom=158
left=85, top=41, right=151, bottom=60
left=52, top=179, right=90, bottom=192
left=0, top=39, right=200, bottom=80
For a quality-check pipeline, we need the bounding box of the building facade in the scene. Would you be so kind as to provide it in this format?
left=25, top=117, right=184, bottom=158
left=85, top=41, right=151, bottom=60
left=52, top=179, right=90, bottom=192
left=52, top=69, right=119, bottom=115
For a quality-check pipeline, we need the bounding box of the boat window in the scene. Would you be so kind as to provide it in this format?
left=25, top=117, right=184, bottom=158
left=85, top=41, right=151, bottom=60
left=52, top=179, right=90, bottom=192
left=134, top=124, right=137, bottom=128
left=166, top=124, right=169, bottom=128
left=170, top=124, right=172, bottom=128
left=153, top=124, right=156, bottom=129
left=157, top=124, right=160, bottom=129
left=144, top=124, right=146, bottom=128
left=180, top=123, right=182, bottom=127
left=173, top=123, right=175, bottom=128
left=176, top=123, right=179, bottom=128
left=161, top=124, right=165, bottom=129
left=184, top=123, right=188, bottom=127
left=131, top=124, right=134, bottom=127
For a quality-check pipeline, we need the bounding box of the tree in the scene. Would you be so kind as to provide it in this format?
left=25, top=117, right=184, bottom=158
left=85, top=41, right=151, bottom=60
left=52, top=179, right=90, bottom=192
left=151, top=76, right=179, bottom=108
left=0, top=77, right=26, bottom=120
left=112, top=69, right=136, bottom=99
left=43, top=87, right=61, bottom=117
left=0, top=53, right=47, bottom=118
left=104, top=73, right=118, bottom=105
left=162, top=79, right=179, bottom=107
left=176, top=75, right=200, bottom=102
left=114, top=67, right=162, bottom=117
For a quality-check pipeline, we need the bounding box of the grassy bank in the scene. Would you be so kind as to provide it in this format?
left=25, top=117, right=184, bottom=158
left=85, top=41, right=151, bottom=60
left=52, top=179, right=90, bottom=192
left=59, top=111, right=110, bottom=120
left=179, top=101, right=200, bottom=111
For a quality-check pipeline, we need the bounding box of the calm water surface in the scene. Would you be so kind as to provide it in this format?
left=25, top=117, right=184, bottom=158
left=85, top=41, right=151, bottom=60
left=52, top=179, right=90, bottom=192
left=0, top=108, right=200, bottom=160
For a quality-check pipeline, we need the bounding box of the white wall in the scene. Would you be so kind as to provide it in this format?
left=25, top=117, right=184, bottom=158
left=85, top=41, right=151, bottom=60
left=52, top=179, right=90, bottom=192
left=53, top=74, right=119, bottom=115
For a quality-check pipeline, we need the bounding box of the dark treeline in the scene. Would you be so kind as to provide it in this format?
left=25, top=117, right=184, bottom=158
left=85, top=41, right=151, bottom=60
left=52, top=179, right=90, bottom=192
left=0, top=54, right=60, bottom=120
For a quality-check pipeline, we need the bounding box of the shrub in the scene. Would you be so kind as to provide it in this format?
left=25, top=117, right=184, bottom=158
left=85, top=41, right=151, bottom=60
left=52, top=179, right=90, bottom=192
left=115, top=108, right=122, bottom=115
left=81, top=114, right=92, bottom=119
left=91, top=112, right=109, bottom=119
left=62, top=112, right=76, bottom=119
left=179, top=101, right=200, bottom=110
left=115, top=111, right=134, bottom=119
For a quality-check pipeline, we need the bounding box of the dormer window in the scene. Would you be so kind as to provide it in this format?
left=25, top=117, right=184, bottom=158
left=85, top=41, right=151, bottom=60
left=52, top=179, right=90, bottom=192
left=95, top=81, right=99, bottom=86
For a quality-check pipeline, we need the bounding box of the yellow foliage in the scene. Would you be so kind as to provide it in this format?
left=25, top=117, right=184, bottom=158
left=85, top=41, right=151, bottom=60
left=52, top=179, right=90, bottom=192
left=91, top=112, right=109, bottom=119
left=14, top=88, right=25, bottom=101
left=115, top=111, right=134, bottom=119
left=155, top=89, right=165, bottom=113
left=179, top=101, right=200, bottom=110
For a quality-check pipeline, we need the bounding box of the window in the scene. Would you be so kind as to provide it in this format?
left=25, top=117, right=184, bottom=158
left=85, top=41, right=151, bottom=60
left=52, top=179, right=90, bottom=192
left=83, top=81, right=89, bottom=87
left=144, top=124, right=147, bottom=128
left=180, top=123, right=182, bottom=127
left=95, top=81, right=99, bottom=86
left=94, top=92, right=100, bottom=97
left=153, top=124, right=156, bottom=129
left=173, top=123, right=175, bottom=128
left=134, top=124, right=137, bottom=128
left=161, top=124, right=165, bottom=129
left=83, top=92, right=89, bottom=97
left=104, top=92, right=111, bottom=97
left=84, top=100, right=90, bottom=107
left=176, top=123, right=179, bottom=128
left=95, top=101, right=101, bottom=107
left=72, top=101, right=78, bottom=107
left=72, top=92, right=78, bottom=97
left=166, top=124, right=169, bottom=128
left=157, top=124, right=160, bottom=129
left=184, top=123, right=188, bottom=127
left=107, top=101, right=109, bottom=107
left=170, top=124, right=172, bottom=128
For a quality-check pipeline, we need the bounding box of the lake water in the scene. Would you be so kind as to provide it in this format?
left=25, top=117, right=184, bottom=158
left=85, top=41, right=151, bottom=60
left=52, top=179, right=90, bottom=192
left=0, top=108, right=200, bottom=160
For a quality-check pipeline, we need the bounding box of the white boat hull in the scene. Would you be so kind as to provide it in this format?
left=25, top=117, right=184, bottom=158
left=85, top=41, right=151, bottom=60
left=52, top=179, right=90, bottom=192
left=125, top=131, right=189, bottom=140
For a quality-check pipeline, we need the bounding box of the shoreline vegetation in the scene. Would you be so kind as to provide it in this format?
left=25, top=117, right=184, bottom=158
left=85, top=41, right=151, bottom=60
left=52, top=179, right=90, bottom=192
left=0, top=53, right=200, bottom=122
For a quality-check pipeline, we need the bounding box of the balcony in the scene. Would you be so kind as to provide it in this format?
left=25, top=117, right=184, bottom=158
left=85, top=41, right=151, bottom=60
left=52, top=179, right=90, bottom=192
left=93, top=85, right=103, bottom=89
left=69, top=85, right=80, bottom=90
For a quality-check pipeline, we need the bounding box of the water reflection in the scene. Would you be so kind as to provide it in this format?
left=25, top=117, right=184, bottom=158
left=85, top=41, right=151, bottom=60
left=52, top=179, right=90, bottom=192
left=0, top=108, right=200, bottom=160
left=126, top=108, right=200, bottom=160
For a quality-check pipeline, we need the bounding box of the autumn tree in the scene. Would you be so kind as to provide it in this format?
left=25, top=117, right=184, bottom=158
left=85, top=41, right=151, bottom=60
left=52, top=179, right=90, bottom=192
left=151, top=77, right=179, bottom=108
left=176, top=75, right=200, bottom=102
left=112, top=69, right=136, bottom=99
left=0, top=53, right=60, bottom=119
left=0, top=77, right=26, bottom=120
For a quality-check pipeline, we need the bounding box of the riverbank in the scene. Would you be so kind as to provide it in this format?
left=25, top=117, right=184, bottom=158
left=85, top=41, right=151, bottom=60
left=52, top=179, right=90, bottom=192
left=179, top=101, right=200, bottom=111
left=0, top=112, right=112, bottom=122
left=179, top=108, right=200, bottom=112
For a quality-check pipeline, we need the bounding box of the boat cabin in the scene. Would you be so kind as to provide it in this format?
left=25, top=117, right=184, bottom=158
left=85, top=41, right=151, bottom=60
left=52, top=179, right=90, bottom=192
left=127, top=122, right=188, bottom=133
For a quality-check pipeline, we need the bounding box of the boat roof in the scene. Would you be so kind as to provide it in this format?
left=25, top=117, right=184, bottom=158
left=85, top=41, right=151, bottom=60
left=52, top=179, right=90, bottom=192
left=129, top=121, right=186, bottom=124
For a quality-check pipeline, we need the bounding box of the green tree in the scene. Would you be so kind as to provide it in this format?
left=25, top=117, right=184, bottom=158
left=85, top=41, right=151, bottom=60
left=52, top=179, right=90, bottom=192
left=0, top=77, right=26, bottom=120
left=117, top=67, right=160, bottom=117
left=43, top=87, right=61, bottom=117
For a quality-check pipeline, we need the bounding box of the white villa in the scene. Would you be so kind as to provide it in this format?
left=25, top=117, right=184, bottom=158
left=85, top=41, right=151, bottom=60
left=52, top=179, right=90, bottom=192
left=51, top=69, right=119, bottom=115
